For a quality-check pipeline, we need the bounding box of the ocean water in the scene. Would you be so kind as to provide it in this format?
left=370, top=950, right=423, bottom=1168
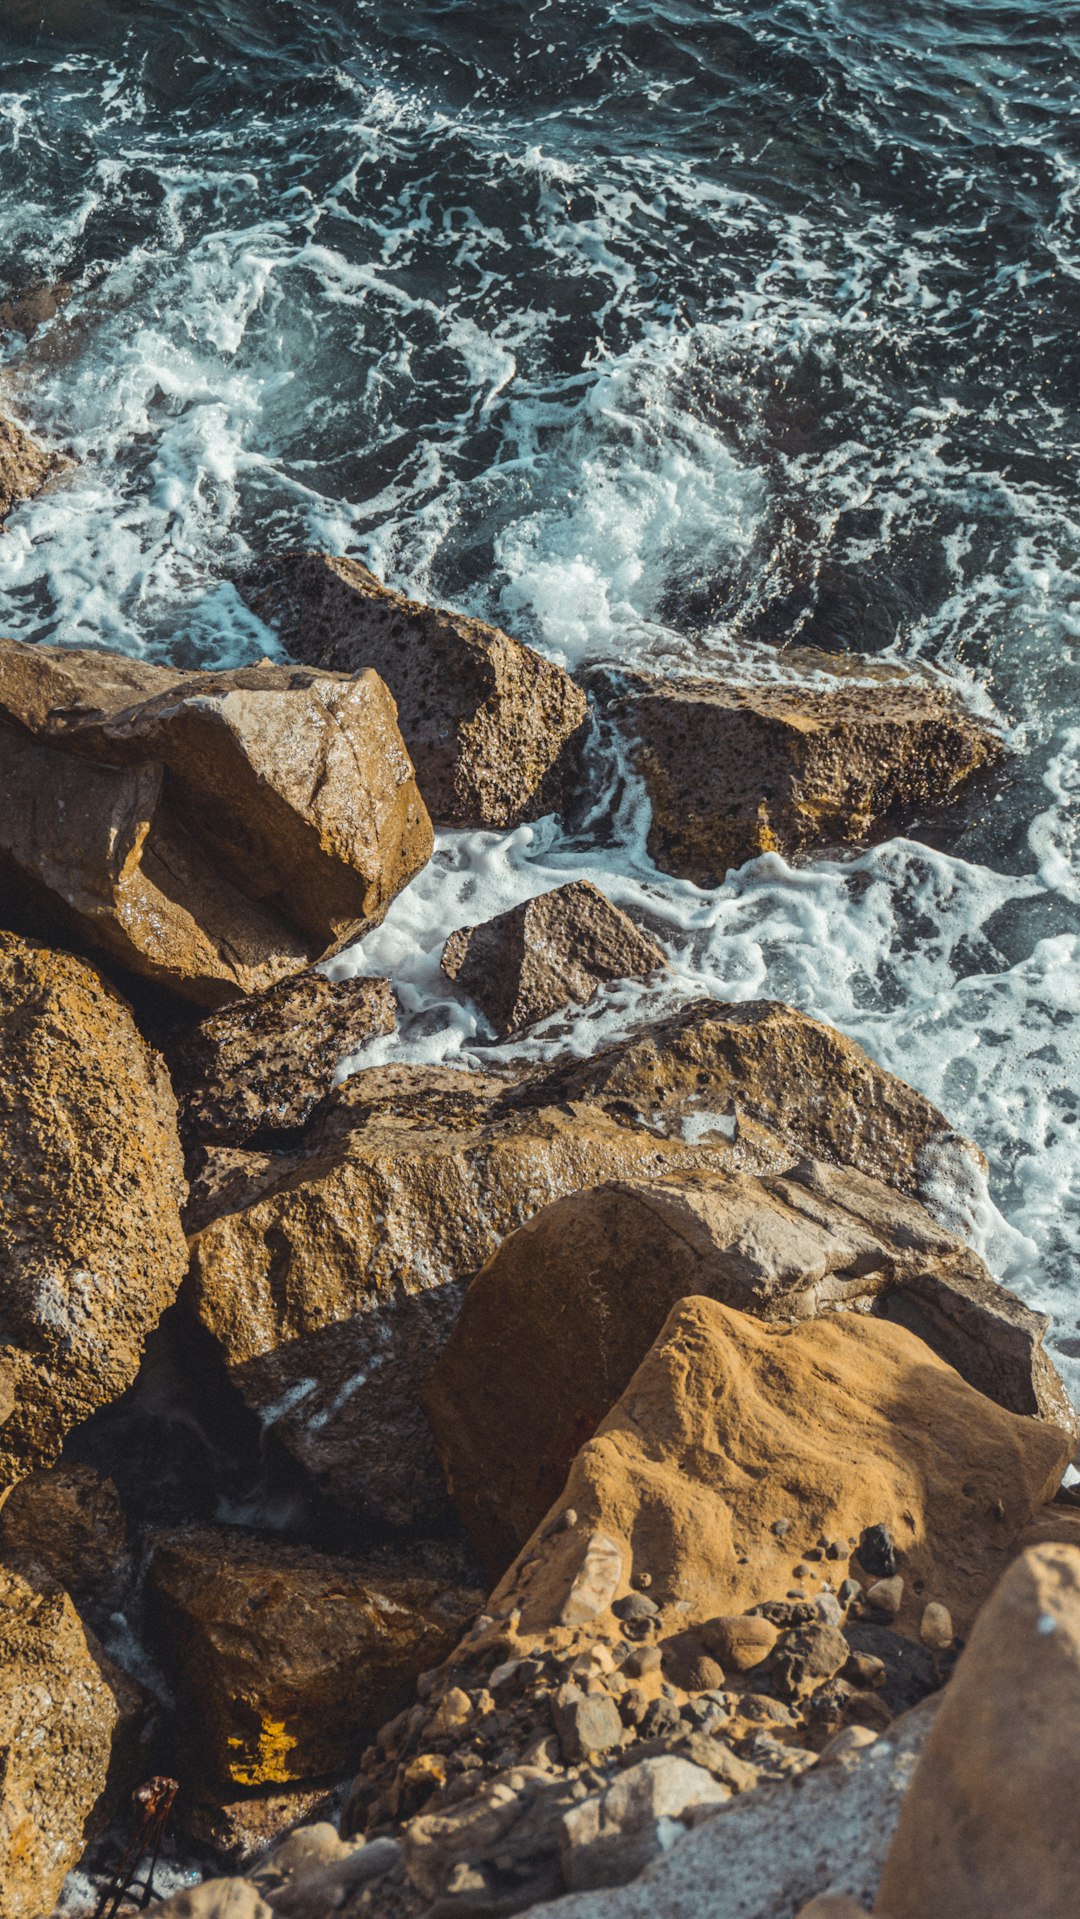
left=2, top=0, right=1080, bottom=1423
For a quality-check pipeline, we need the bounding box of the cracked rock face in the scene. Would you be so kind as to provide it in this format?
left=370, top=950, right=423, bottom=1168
left=0, top=931, right=189, bottom=1485
left=588, top=660, right=1002, bottom=885
left=0, top=638, right=433, bottom=1004
left=239, top=551, right=589, bottom=830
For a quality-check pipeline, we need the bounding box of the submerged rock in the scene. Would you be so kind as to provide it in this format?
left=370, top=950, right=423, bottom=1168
left=441, top=880, right=667, bottom=1037
left=168, top=969, right=397, bottom=1148
left=0, top=638, right=433, bottom=1005
left=239, top=551, right=588, bottom=829
left=0, top=408, right=70, bottom=520
left=589, top=660, right=1001, bottom=885
left=0, top=932, right=188, bottom=1485
left=425, top=1158, right=1073, bottom=1579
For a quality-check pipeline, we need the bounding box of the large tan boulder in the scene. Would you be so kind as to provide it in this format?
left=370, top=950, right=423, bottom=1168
left=238, top=551, right=588, bottom=828
left=0, top=1560, right=148, bottom=1919
left=146, top=1528, right=481, bottom=1795
left=0, top=638, right=433, bottom=1004
left=184, top=999, right=968, bottom=1530
left=441, top=880, right=667, bottom=1037
left=426, top=1160, right=1073, bottom=1580
left=0, top=410, right=70, bottom=520
left=875, top=1543, right=1080, bottom=1919
left=495, top=1298, right=1068, bottom=1643
left=589, top=661, right=1001, bottom=885
left=0, top=932, right=188, bottom=1484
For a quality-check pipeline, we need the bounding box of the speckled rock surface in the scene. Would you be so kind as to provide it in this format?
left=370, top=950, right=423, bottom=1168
left=442, top=881, right=666, bottom=1037
left=239, top=550, right=588, bottom=828
left=0, top=407, right=70, bottom=519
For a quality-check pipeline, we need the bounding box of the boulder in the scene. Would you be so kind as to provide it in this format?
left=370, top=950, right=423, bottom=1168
left=441, top=881, right=667, bottom=1037
left=0, top=409, right=70, bottom=520
left=0, top=1560, right=148, bottom=1919
left=588, top=662, right=1001, bottom=885
left=559, top=1756, right=729, bottom=1891
left=0, top=1463, right=131, bottom=1618
left=0, top=932, right=188, bottom=1484
left=875, top=1543, right=1080, bottom=1919
left=493, top=1298, right=1068, bottom=1643
left=146, top=1528, right=482, bottom=1795
left=424, top=1159, right=1070, bottom=1579
left=0, top=638, right=432, bottom=1004
left=167, top=970, right=396, bottom=1148
left=183, top=999, right=968, bottom=1532
left=238, top=551, right=588, bottom=829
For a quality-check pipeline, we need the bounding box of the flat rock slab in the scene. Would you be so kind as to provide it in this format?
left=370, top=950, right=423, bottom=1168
left=588, top=662, right=1001, bottom=885
left=442, top=880, right=667, bottom=1037
left=239, top=550, right=588, bottom=829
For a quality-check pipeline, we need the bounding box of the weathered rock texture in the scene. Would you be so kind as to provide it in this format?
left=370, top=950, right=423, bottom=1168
left=0, top=638, right=432, bottom=1004
left=589, top=663, right=1001, bottom=885
left=0, top=410, right=70, bottom=520
left=0, top=932, right=188, bottom=1484
left=0, top=1560, right=147, bottom=1919
left=426, top=1160, right=1073, bottom=1579
left=441, top=882, right=666, bottom=1037
left=168, top=970, right=396, bottom=1147
left=0, top=1463, right=131, bottom=1619
left=239, top=551, right=587, bottom=829
left=147, top=1529, right=481, bottom=1796
left=876, top=1543, right=1080, bottom=1919
left=184, top=999, right=962, bottom=1529
left=496, top=1297, right=1067, bottom=1642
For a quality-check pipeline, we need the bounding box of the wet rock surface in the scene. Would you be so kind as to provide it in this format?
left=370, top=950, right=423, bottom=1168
left=0, top=407, right=71, bottom=520
left=441, top=881, right=667, bottom=1038
left=239, top=552, right=588, bottom=830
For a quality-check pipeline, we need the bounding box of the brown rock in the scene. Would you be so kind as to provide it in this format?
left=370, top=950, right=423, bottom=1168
left=492, top=1298, right=1067, bottom=1643
left=0, top=639, right=433, bottom=1005
left=0, top=409, right=70, bottom=521
left=142, top=1887, right=272, bottom=1919
left=167, top=970, right=396, bottom=1147
left=0, top=933, right=188, bottom=1484
left=588, top=661, right=1001, bottom=884
left=0, top=281, right=72, bottom=340
left=146, top=1528, right=481, bottom=1793
left=700, top=1615, right=780, bottom=1672
left=0, top=1463, right=130, bottom=1616
left=442, top=881, right=667, bottom=1037
left=424, top=1157, right=1070, bottom=1579
left=185, top=1784, right=340, bottom=1870
left=0, top=1560, right=148, bottom=1919
left=239, top=550, right=588, bottom=828
left=876, top=1544, right=1080, bottom=1919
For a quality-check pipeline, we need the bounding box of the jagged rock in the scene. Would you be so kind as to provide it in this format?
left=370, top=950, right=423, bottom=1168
left=0, top=1560, right=149, bottom=1919
left=167, top=970, right=396, bottom=1147
left=491, top=1298, right=1068, bottom=1643
left=250, top=1822, right=399, bottom=1914
left=184, top=999, right=968, bottom=1532
left=442, top=882, right=666, bottom=1037
left=0, top=933, right=188, bottom=1485
left=876, top=1544, right=1080, bottom=1919
left=239, top=551, right=588, bottom=829
left=0, top=638, right=432, bottom=1004
left=424, top=1158, right=1071, bottom=1579
left=0, top=281, right=72, bottom=339
left=146, top=1528, right=482, bottom=1795
left=0, top=409, right=70, bottom=520
left=560, top=1757, right=729, bottom=1892
left=0, top=1463, right=131, bottom=1618
left=588, top=661, right=1001, bottom=884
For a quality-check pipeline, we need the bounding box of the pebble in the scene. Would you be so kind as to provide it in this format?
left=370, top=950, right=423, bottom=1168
left=622, top=1645, right=662, bottom=1680
left=839, top=1578, right=862, bottom=1607
left=919, top=1600, right=954, bottom=1650
left=856, top=1523, right=897, bottom=1578
left=771, top=1518, right=792, bottom=1538
left=866, top=1575, right=904, bottom=1618
left=818, top=1723, right=880, bottom=1764
left=613, top=1591, right=660, bottom=1622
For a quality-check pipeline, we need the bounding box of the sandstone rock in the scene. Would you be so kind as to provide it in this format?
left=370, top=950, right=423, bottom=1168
left=918, top=1601, right=953, bottom=1650
left=560, top=1756, right=729, bottom=1892
left=424, top=1156, right=1070, bottom=1579
left=0, top=638, right=432, bottom=1005
left=588, top=661, right=1001, bottom=885
left=0, top=409, right=70, bottom=520
left=167, top=970, right=396, bottom=1147
left=492, top=1298, right=1068, bottom=1643
left=442, top=882, right=666, bottom=1037
left=0, top=1463, right=130, bottom=1617
left=0, top=933, right=188, bottom=1484
left=0, top=1561, right=148, bottom=1919
left=143, top=1886, right=272, bottom=1919
left=239, top=551, right=588, bottom=829
left=875, top=1543, right=1080, bottom=1919
left=146, top=1528, right=481, bottom=1793
left=865, top=1578, right=903, bottom=1619
left=700, top=1615, right=779, bottom=1672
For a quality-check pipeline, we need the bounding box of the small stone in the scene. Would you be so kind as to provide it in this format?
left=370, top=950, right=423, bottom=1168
left=700, top=1615, right=779, bottom=1673
left=812, top=1591, right=843, bottom=1627
left=843, top=1688, right=894, bottom=1733
left=546, top=1508, right=578, bottom=1538
left=634, top=1572, right=653, bottom=1590
left=428, top=1687, right=472, bottom=1735
left=613, top=1591, right=659, bottom=1622
left=622, top=1645, right=662, bottom=1680
left=856, top=1523, right=897, bottom=1578
left=839, top=1579, right=862, bottom=1607
left=920, top=1601, right=954, bottom=1650
left=552, top=1686, right=624, bottom=1763
left=772, top=1624, right=849, bottom=1699
left=772, top=1518, right=792, bottom=1538
left=639, top=1697, right=684, bottom=1739
left=793, top=1562, right=812, bottom=1579
left=570, top=1645, right=616, bottom=1679
left=818, top=1723, right=881, bottom=1764
left=843, top=1652, right=887, bottom=1689
left=866, top=1575, right=904, bottom=1618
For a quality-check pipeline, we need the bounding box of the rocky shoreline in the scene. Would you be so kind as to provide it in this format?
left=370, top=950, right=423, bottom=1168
left=0, top=404, right=1078, bottom=1919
